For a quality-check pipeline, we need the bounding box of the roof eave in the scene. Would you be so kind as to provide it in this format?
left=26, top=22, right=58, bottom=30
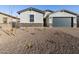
left=60, top=10, right=79, bottom=16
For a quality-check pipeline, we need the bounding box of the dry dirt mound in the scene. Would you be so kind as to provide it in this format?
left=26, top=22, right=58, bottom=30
left=0, top=28, right=79, bottom=54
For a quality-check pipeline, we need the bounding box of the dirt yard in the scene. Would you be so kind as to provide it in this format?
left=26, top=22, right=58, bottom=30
left=0, top=27, right=79, bottom=54
left=54, top=28, right=79, bottom=38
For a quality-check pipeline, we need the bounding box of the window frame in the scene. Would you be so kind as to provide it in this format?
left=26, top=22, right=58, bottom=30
left=3, top=17, right=7, bottom=24
left=30, top=14, right=34, bottom=22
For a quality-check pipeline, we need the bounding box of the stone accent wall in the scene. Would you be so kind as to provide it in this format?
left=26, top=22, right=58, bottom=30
left=20, top=23, right=43, bottom=27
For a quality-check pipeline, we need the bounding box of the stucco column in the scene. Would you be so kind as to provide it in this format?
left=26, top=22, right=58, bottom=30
left=73, top=17, right=77, bottom=28
left=48, top=17, right=53, bottom=27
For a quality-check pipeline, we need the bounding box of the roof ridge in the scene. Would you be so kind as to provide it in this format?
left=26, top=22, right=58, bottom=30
left=17, top=7, right=44, bottom=14
left=0, top=12, right=19, bottom=19
left=44, top=9, right=54, bottom=12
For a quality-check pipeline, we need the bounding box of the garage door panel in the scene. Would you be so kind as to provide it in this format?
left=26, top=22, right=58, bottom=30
left=53, top=17, right=72, bottom=27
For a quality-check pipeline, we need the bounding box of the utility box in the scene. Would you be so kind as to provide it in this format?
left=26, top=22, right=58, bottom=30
left=12, top=22, right=16, bottom=28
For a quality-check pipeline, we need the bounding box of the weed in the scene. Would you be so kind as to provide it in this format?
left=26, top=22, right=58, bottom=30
left=0, top=26, right=2, bottom=28
left=30, top=33, right=35, bottom=35
left=35, top=28, right=42, bottom=31
left=54, top=31, right=60, bottom=35
left=25, top=42, right=33, bottom=49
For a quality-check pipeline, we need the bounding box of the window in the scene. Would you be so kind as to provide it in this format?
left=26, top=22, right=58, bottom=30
left=30, top=14, right=34, bottom=22
left=3, top=17, right=7, bottom=23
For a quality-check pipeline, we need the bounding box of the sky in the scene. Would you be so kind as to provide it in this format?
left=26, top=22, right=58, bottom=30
left=0, top=5, right=79, bottom=17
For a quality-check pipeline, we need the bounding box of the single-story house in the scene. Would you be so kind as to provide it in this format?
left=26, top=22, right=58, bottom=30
left=17, top=7, right=79, bottom=28
left=17, top=7, right=44, bottom=27
left=0, top=12, right=19, bottom=29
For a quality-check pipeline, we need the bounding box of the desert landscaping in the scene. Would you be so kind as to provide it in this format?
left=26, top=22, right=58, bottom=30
left=0, top=27, right=79, bottom=54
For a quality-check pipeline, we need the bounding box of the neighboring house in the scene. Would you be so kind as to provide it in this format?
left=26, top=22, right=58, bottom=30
left=17, top=7, right=79, bottom=28
left=17, top=7, right=44, bottom=27
left=0, top=12, right=19, bottom=28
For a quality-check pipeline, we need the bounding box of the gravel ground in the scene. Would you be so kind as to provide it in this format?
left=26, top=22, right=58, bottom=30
left=54, top=28, right=79, bottom=38
left=0, top=27, right=79, bottom=54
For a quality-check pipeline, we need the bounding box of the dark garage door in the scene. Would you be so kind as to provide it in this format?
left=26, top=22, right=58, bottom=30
left=53, top=17, right=73, bottom=27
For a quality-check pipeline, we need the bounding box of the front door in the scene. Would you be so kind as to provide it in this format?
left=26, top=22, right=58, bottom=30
left=43, top=18, right=47, bottom=27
